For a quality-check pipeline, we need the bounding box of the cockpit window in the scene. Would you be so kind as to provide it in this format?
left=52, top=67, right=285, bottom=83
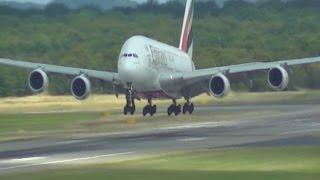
left=123, top=53, right=138, bottom=58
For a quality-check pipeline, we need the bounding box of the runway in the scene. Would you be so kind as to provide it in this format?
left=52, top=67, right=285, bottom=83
left=0, top=104, right=320, bottom=174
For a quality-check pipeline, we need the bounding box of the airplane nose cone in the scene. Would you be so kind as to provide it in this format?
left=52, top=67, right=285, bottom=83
left=119, top=61, right=138, bottom=85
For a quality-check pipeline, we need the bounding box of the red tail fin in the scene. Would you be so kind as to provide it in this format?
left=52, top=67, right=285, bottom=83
left=179, top=0, right=194, bottom=58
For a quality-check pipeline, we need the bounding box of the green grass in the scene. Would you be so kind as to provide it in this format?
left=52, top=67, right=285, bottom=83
left=108, top=147, right=320, bottom=172
left=4, top=170, right=319, bottom=180
left=2, top=147, right=320, bottom=180
left=0, top=112, right=99, bottom=133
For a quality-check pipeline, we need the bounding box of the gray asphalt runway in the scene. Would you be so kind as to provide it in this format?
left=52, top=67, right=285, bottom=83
left=0, top=104, right=320, bottom=174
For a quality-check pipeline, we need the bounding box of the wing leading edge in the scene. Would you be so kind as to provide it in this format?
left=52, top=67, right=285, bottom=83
left=160, top=56, right=320, bottom=86
left=0, top=58, right=120, bottom=84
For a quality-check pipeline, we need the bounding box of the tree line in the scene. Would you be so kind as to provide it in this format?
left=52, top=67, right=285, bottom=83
left=0, top=0, right=319, bottom=96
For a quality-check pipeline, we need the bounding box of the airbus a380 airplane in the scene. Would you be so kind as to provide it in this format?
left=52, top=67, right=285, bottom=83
left=0, top=0, right=320, bottom=116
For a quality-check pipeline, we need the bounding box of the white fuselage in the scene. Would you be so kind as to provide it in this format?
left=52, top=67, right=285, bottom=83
left=118, top=36, right=195, bottom=99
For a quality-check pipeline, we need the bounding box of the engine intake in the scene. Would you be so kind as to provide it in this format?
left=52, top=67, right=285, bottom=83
left=268, top=66, right=289, bottom=91
left=209, top=74, right=230, bottom=98
left=71, top=75, right=91, bottom=100
left=28, top=69, right=49, bottom=93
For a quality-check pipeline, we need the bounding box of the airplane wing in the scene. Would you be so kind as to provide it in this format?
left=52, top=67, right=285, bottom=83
left=159, top=56, right=320, bottom=91
left=0, top=58, right=120, bottom=84
left=183, top=57, right=320, bottom=84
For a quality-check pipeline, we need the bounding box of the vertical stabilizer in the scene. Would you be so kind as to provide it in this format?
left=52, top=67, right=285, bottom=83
left=179, top=0, right=194, bottom=58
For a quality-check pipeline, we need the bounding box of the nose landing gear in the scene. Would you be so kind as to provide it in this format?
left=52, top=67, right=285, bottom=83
left=143, top=98, right=157, bottom=116
left=123, top=89, right=135, bottom=115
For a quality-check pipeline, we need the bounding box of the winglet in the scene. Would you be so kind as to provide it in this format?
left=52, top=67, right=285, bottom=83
left=179, top=0, right=194, bottom=58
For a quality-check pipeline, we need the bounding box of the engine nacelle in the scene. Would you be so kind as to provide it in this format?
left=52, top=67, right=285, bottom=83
left=209, top=74, right=231, bottom=98
left=268, top=66, right=289, bottom=91
left=28, top=69, right=49, bottom=93
left=71, top=75, right=91, bottom=100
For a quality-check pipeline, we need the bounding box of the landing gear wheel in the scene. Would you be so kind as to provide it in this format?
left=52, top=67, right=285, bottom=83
left=124, top=105, right=134, bottom=115
left=182, top=100, right=194, bottom=115
left=189, top=103, right=194, bottom=114
left=151, top=105, right=157, bottom=116
left=143, top=105, right=152, bottom=116
left=174, top=104, right=181, bottom=116
left=167, top=101, right=181, bottom=116
left=130, top=105, right=135, bottom=115
left=183, top=103, right=189, bottom=114
left=124, top=105, right=128, bottom=115
left=143, top=99, right=157, bottom=116
left=167, top=105, right=173, bottom=116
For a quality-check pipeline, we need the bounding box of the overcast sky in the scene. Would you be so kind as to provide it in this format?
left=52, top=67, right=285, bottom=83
left=0, top=0, right=165, bottom=4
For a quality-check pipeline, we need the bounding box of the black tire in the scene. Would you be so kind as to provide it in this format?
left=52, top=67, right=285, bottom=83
left=123, top=106, right=128, bottom=115
left=151, top=105, right=157, bottom=116
left=130, top=106, right=135, bottom=115
left=143, top=106, right=149, bottom=116
left=183, top=103, right=188, bottom=114
left=167, top=105, right=173, bottom=116
left=177, top=104, right=181, bottom=113
left=189, top=103, right=194, bottom=114
left=174, top=105, right=181, bottom=116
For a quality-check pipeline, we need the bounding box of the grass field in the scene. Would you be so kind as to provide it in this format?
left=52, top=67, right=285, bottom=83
left=0, top=90, right=320, bottom=113
left=2, top=147, right=320, bottom=180
left=1, top=91, right=320, bottom=179
left=0, top=90, right=320, bottom=141
left=0, top=112, right=99, bottom=133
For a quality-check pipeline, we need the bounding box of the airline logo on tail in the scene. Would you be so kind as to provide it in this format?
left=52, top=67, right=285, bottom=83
left=179, top=0, right=194, bottom=58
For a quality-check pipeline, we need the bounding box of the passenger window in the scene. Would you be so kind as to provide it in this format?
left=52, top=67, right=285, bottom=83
left=133, top=54, right=138, bottom=58
left=128, top=54, right=132, bottom=57
left=124, top=53, right=128, bottom=57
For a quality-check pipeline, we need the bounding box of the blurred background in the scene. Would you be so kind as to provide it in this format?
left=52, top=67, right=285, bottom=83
left=0, top=0, right=319, bottom=97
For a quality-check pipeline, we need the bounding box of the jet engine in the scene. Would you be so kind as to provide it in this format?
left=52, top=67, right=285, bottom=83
left=209, top=74, right=231, bottom=98
left=28, top=69, right=49, bottom=93
left=267, top=66, right=289, bottom=91
left=71, top=75, right=91, bottom=100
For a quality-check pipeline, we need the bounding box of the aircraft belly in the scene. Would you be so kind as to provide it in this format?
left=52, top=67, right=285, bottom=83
left=134, top=79, right=182, bottom=100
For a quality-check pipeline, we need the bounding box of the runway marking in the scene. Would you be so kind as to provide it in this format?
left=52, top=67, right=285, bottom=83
left=178, top=137, right=206, bottom=142
left=294, top=118, right=311, bottom=122
left=0, top=152, right=134, bottom=171
left=281, top=128, right=320, bottom=135
left=159, top=121, right=233, bottom=130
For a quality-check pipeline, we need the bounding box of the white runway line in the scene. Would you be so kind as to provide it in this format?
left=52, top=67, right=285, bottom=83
left=0, top=152, right=134, bottom=171
left=159, top=121, right=233, bottom=131
left=294, top=118, right=311, bottom=122
left=281, top=128, right=320, bottom=135
left=9, top=157, right=47, bottom=163
left=0, top=157, right=47, bottom=164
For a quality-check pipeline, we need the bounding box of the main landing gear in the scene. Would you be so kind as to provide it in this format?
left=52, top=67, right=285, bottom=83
left=167, top=99, right=194, bottom=116
left=143, top=98, right=157, bottom=116
left=167, top=99, right=181, bottom=116
left=123, top=89, right=135, bottom=115
left=182, top=100, right=194, bottom=114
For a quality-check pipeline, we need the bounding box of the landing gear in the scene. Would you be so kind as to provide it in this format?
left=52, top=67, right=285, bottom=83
left=143, top=98, right=157, bottom=116
left=167, top=99, right=181, bottom=116
left=183, top=100, right=194, bottom=114
left=123, top=89, right=135, bottom=115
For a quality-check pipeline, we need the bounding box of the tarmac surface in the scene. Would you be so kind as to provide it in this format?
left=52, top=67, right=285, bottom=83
left=0, top=104, right=320, bottom=174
